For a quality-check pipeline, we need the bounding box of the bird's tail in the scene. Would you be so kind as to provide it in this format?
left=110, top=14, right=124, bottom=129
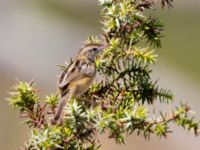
left=51, top=94, right=70, bottom=125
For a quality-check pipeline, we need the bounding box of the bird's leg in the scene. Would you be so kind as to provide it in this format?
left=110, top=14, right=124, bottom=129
left=77, top=96, right=97, bottom=108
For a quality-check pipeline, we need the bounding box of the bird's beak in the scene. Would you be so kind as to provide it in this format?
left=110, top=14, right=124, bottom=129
left=97, top=44, right=107, bottom=52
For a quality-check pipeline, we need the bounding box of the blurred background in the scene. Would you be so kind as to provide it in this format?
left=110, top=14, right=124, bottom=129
left=0, top=0, right=200, bottom=149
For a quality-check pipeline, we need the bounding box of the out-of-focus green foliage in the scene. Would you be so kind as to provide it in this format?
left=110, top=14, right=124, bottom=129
left=8, top=0, right=200, bottom=150
left=45, top=93, right=59, bottom=108
left=9, top=82, right=38, bottom=112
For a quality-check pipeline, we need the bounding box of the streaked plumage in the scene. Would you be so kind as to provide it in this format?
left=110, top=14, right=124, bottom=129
left=51, top=44, right=106, bottom=124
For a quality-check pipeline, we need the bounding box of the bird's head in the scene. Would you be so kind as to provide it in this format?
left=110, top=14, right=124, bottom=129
left=79, top=43, right=106, bottom=61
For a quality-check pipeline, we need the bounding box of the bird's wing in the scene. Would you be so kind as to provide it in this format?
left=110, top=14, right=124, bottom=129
left=58, top=59, right=95, bottom=88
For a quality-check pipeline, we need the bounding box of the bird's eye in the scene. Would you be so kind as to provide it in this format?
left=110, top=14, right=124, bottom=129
left=93, top=48, right=97, bottom=51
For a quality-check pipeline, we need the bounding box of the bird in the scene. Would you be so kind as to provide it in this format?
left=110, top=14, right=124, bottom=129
left=51, top=43, right=106, bottom=125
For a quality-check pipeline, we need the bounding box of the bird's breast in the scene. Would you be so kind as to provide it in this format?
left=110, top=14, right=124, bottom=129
left=68, top=75, right=95, bottom=97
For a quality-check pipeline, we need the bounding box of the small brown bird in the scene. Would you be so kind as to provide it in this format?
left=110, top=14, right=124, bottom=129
left=51, top=43, right=106, bottom=124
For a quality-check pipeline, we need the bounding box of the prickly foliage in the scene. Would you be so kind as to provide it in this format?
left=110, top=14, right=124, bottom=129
left=8, top=0, right=199, bottom=150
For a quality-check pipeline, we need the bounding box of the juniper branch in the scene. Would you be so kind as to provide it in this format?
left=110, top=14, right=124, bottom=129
left=8, top=0, right=200, bottom=150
